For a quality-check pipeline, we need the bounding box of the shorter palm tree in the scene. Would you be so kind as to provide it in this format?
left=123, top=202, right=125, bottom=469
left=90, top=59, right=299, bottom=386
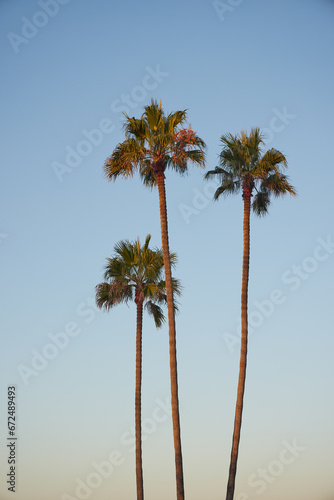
left=95, top=234, right=181, bottom=500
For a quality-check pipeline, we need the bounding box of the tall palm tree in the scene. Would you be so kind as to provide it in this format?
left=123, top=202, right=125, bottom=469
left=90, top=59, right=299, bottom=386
left=104, top=100, right=206, bottom=500
left=95, top=234, right=181, bottom=500
left=205, top=128, right=296, bottom=500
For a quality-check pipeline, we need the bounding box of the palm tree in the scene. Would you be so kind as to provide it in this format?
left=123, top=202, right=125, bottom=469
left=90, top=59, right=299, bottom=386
left=205, top=128, right=296, bottom=500
left=95, top=234, right=181, bottom=500
left=104, top=100, right=206, bottom=500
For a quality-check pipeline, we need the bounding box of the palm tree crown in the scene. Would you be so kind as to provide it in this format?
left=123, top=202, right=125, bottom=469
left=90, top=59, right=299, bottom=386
left=96, top=234, right=180, bottom=324
left=205, top=127, right=296, bottom=211
left=104, top=99, right=206, bottom=187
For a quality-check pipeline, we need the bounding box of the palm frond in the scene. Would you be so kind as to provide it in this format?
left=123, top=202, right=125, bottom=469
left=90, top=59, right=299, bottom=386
left=96, top=235, right=181, bottom=327
left=252, top=189, right=270, bottom=216
left=254, top=148, right=288, bottom=180
left=104, top=139, right=145, bottom=181
left=145, top=301, right=165, bottom=328
left=204, top=166, right=226, bottom=180
left=157, top=277, right=182, bottom=300
left=171, top=277, right=182, bottom=304
left=95, top=281, right=133, bottom=310
left=183, top=148, right=206, bottom=168
left=205, top=167, right=240, bottom=200
left=260, top=172, right=297, bottom=198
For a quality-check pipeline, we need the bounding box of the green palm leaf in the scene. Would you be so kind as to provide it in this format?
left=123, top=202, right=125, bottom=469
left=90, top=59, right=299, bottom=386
left=96, top=235, right=181, bottom=322
left=103, top=99, right=206, bottom=189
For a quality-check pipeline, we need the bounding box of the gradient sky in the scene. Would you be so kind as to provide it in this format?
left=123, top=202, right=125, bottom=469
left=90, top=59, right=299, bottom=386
left=1, top=1, right=334, bottom=499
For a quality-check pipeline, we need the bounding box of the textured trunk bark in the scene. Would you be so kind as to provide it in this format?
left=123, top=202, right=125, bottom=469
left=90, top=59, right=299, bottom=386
left=156, top=171, right=185, bottom=500
left=135, top=298, right=144, bottom=500
left=226, top=193, right=251, bottom=500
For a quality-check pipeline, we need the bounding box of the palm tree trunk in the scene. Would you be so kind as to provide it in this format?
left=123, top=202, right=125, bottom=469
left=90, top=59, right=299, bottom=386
left=135, top=298, right=144, bottom=500
left=156, top=171, right=185, bottom=500
left=226, top=192, right=251, bottom=500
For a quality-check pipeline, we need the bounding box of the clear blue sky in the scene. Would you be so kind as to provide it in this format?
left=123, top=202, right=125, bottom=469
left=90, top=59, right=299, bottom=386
left=1, top=0, right=333, bottom=499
